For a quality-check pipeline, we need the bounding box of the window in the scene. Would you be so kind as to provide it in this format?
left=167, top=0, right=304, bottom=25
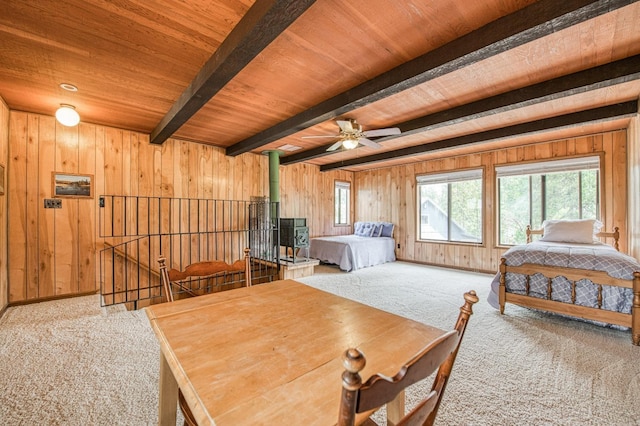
left=334, top=181, right=350, bottom=225
left=417, top=169, right=483, bottom=243
left=496, top=156, right=600, bottom=245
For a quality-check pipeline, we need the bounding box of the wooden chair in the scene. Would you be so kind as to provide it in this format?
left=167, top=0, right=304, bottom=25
left=158, top=248, right=252, bottom=303
left=157, top=248, right=252, bottom=426
left=338, top=290, right=479, bottom=426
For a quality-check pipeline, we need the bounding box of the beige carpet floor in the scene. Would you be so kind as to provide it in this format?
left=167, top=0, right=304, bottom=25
left=0, top=261, right=638, bottom=425
left=0, top=296, right=171, bottom=425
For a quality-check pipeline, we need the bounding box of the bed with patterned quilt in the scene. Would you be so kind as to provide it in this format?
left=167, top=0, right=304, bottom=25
left=487, top=219, right=640, bottom=345
left=309, top=221, right=396, bottom=272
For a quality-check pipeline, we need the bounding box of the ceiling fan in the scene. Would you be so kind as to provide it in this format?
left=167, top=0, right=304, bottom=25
left=302, top=119, right=401, bottom=151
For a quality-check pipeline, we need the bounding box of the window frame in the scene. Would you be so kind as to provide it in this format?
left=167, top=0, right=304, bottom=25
left=495, top=155, right=602, bottom=247
left=334, top=180, right=351, bottom=226
left=416, top=168, right=484, bottom=244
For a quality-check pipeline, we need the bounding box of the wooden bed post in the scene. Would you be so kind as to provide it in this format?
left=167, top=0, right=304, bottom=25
left=612, top=227, right=620, bottom=251
left=633, top=271, right=640, bottom=346
left=499, top=258, right=507, bottom=314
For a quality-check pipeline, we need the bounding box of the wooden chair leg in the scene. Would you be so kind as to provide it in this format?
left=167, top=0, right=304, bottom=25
left=244, top=247, right=252, bottom=287
left=178, top=390, right=197, bottom=426
left=158, top=256, right=174, bottom=303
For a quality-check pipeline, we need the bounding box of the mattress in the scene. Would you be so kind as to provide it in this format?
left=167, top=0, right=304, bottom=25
left=309, top=235, right=396, bottom=272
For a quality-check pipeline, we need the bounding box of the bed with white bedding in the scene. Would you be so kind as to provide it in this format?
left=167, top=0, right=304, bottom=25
left=487, top=219, right=640, bottom=345
left=309, top=221, right=396, bottom=272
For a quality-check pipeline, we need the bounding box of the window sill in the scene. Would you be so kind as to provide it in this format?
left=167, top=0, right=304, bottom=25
left=416, top=240, right=485, bottom=248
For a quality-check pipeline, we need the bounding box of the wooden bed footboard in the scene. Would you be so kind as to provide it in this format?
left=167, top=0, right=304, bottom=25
left=498, top=258, right=640, bottom=345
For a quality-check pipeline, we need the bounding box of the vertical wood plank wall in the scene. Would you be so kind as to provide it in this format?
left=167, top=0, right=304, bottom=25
left=0, top=98, right=9, bottom=312
left=280, top=162, right=354, bottom=238
left=355, top=130, right=629, bottom=273
left=3, top=109, right=633, bottom=303
left=6, top=111, right=353, bottom=304
left=629, top=113, right=640, bottom=261
left=7, top=112, right=268, bottom=303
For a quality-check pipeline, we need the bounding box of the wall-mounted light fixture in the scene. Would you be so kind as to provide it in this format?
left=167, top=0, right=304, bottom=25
left=55, top=104, right=80, bottom=127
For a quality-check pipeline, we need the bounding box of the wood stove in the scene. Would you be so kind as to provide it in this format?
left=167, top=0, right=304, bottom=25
left=280, top=218, right=309, bottom=263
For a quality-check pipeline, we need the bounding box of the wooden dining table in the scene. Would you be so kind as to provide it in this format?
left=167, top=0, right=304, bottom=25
left=145, top=279, right=447, bottom=425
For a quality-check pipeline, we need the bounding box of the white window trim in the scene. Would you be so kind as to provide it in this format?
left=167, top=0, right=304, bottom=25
left=334, top=180, right=351, bottom=226
left=335, top=181, right=351, bottom=190
left=495, top=156, right=599, bottom=178
left=417, top=168, right=483, bottom=184
left=495, top=155, right=601, bottom=246
left=416, top=168, right=484, bottom=244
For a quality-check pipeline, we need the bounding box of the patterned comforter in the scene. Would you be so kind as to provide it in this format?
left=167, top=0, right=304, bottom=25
left=488, top=241, right=640, bottom=316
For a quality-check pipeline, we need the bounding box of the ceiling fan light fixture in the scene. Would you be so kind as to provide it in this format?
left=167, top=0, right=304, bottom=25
left=314, top=118, right=402, bottom=152
left=342, top=138, right=359, bottom=150
left=55, top=104, right=80, bottom=126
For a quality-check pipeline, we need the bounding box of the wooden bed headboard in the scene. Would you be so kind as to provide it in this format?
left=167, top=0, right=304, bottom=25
left=526, top=225, right=620, bottom=251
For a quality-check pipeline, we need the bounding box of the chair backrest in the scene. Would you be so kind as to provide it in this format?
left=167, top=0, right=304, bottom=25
left=158, top=248, right=252, bottom=303
left=338, top=290, right=479, bottom=426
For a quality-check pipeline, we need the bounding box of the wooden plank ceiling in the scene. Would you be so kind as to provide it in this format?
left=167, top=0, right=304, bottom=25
left=1, top=0, right=639, bottom=172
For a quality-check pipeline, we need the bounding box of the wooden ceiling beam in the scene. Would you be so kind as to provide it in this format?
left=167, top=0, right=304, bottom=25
left=319, top=101, right=638, bottom=171
left=281, top=54, right=640, bottom=165
left=226, top=0, right=634, bottom=156
left=149, top=0, right=317, bottom=145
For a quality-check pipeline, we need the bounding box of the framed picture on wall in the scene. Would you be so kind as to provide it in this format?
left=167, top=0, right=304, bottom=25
left=52, top=172, right=93, bottom=198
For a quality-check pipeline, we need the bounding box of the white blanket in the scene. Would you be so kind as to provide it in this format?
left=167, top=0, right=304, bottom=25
left=309, top=235, right=396, bottom=271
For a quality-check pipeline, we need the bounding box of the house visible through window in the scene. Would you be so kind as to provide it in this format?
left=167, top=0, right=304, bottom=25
left=497, top=156, right=600, bottom=245
left=417, top=169, right=483, bottom=243
left=334, top=180, right=350, bottom=225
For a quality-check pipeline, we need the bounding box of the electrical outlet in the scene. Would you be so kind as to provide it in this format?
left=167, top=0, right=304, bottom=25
left=44, top=198, right=62, bottom=209
left=397, top=243, right=400, bottom=249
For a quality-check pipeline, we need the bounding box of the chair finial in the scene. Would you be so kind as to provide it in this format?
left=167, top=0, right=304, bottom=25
left=341, top=348, right=365, bottom=391
left=463, top=290, right=479, bottom=309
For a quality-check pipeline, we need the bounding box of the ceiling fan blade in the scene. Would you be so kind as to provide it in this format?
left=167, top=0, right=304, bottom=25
left=301, top=135, right=341, bottom=139
left=363, top=127, right=401, bottom=138
left=336, top=120, right=353, bottom=132
left=357, top=138, right=381, bottom=149
left=326, top=140, right=344, bottom=151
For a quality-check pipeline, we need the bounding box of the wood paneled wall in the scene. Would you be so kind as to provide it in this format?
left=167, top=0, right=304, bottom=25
left=7, top=112, right=267, bottom=303
left=355, top=130, right=629, bottom=273
left=280, top=162, right=354, bottom=237
left=6, top=111, right=352, bottom=304
left=5, top=109, right=633, bottom=303
left=629, top=112, right=640, bottom=261
left=0, top=98, right=9, bottom=312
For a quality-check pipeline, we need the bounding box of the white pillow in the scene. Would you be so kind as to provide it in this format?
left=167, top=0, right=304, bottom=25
left=539, top=219, right=596, bottom=244
left=592, top=220, right=604, bottom=235
left=355, top=221, right=375, bottom=237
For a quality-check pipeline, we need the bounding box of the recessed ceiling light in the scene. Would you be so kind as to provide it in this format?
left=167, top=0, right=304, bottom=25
left=277, top=144, right=302, bottom=152
left=59, top=83, right=78, bottom=92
